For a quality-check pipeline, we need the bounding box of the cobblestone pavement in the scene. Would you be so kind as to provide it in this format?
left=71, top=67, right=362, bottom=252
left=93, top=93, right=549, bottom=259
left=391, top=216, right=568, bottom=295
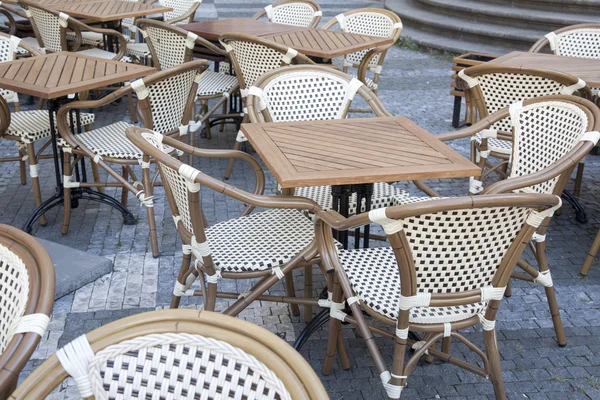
left=4, top=1, right=600, bottom=399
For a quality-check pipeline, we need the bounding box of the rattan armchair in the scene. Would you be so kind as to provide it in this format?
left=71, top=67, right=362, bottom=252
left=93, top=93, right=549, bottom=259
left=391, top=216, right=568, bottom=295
left=9, top=309, right=329, bottom=400
left=252, top=0, right=322, bottom=28
left=0, top=224, right=54, bottom=399
left=245, top=64, right=412, bottom=215
left=126, top=124, right=327, bottom=320
left=55, top=60, right=208, bottom=257
left=459, top=65, right=589, bottom=185
left=315, top=193, right=561, bottom=399
left=0, top=4, right=39, bottom=55
left=321, top=8, right=402, bottom=110
left=219, top=33, right=317, bottom=180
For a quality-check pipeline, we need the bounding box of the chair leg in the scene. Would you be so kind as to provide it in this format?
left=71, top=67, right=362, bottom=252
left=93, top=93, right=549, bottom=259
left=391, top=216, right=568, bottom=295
left=285, top=269, right=300, bottom=317
left=201, top=100, right=212, bottom=139
left=322, top=275, right=348, bottom=375
left=224, top=139, right=242, bottom=180
left=61, top=151, right=72, bottom=235
left=170, top=251, right=192, bottom=309
left=26, top=142, right=47, bottom=226
left=120, top=166, right=129, bottom=206
left=90, top=161, right=104, bottom=194
left=128, top=92, right=138, bottom=123
left=536, top=241, right=566, bottom=346
left=219, top=99, right=227, bottom=132
left=142, top=163, right=159, bottom=258
left=18, top=146, right=27, bottom=185
left=303, top=264, right=313, bottom=323
left=581, top=228, right=600, bottom=276
left=483, top=328, right=507, bottom=400
left=574, top=159, right=585, bottom=198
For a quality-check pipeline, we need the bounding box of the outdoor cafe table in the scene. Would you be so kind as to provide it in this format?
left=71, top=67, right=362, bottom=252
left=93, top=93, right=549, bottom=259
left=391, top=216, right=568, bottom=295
left=0, top=51, right=155, bottom=233
left=240, top=116, right=481, bottom=249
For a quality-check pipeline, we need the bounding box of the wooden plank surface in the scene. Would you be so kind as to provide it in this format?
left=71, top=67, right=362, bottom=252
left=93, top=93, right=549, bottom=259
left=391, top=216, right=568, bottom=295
left=490, top=51, right=600, bottom=88
left=0, top=52, right=155, bottom=98
left=181, top=18, right=301, bottom=42
left=241, top=116, right=480, bottom=188
left=55, top=1, right=171, bottom=22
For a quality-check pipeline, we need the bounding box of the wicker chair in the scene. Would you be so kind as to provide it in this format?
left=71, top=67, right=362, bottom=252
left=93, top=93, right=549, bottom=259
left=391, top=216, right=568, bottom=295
left=20, top=0, right=129, bottom=61
left=0, top=3, right=39, bottom=55
left=393, top=95, right=600, bottom=347
left=55, top=60, right=209, bottom=257
left=135, top=19, right=239, bottom=139
left=315, top=193, right=562, bottom=399
left=459, top=64, right=589, bottom=185
left=9, top=309, right=329, bottom=400
left=0, top=224, right=54, bottom=399
left=219, top=33, right=318, bottom=180
left=252, top=0, right=322, bottom=28
left=126, top=125, right=327, bottom=321
left=245, top=64, right=412, bottom=216
left=0, top=34, right=95, bottom=226
left=321, top=8, right=402, bottom=108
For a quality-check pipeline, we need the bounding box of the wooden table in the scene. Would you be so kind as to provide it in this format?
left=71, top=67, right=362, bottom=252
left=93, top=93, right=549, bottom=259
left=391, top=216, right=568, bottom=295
left=181, top=18, right=395, bottom=59
left=0, top=52, right=155, bottom=232
left=489, top=51, right=600, bottom=89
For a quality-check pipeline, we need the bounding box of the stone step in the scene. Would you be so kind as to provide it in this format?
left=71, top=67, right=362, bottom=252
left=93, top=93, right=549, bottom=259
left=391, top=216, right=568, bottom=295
left=419, top=0, right=600, bottom=30
left=476, top=0, right=600, bottom=13
left=387, top=0, right=546, bottom=52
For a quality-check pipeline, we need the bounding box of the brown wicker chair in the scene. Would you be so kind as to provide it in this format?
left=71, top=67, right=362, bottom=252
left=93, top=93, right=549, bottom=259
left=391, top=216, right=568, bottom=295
left=219, top=32, right=316, bottom=180
left=459, top=64, right=589, bottom=185
left=321, top=8, right=402, bottom=111
left=9, top=309, right=329, bottom=400
left=252, top=0, right=322, bottom=28
left=0, top=224, right=54, bottom=399
left=55, top=60, right=209, bottom=257
left=126, top=124, right=324, bottom=320
left=315, top=193, right=562, bottom=399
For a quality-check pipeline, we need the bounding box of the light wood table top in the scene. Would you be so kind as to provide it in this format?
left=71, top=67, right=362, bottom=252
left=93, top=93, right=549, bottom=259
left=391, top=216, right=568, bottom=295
left=51, top=1, right=171, bottom=22
left=181, top=18, right=394, bottom=59
left=0, top=52, right=155, bottom=99
left=241, top=116, right=480, bottom=189
left=489, top=51, right=600, bottom=88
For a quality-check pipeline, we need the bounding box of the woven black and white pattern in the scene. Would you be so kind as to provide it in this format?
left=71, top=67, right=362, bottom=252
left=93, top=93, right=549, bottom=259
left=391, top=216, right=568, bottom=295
left=27, top=6, right=62, bottom=53
left=295, top=182, right=410, bottom=214
left=147, top=69, right=198, bottom=134
left=266, top=2, right=318, bottom=27
left=226, top=40, right=290, bottom=88
left=196, top=70, right=238, bottom=97
left=206, top=209, right=314, bottom=272
left=66, top=31, right=104, bottom=47
left=8, top=110, right=95, bottom=142
left=125, top=43, right=150, bottom=59
left=15, top=37, right=40, bottom=55
left=160, top=0, right=199, bottom=23
left=75, top=122, right=140, bottom=159
left=474, top=133, right=512, bottom=155
left=340, top=11, right=398, bottom=68
left=0, top=243, right=29, bottom=353
left=340, top=247, right=486, bottom=323
left=553, top=28, right=600, bottom=59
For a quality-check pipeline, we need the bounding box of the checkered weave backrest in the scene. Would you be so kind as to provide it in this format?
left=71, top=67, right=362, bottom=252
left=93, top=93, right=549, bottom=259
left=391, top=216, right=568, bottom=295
left=267, top=2, right=318, bottom=27
left=160, top=0, right=200, bottom=23
left=0, top=35, right=20, bottom=102
left=510, top=101, right=589, bottom=195
left=86, top=333, right=292, bottom=399
left=27, top=5, right=63, bottom=53
left=144, top=25, right=191, bottom=69
left=259, top=70, right=359, bottom=121
left=0, top=243, right=29, bottom=354
left=553, top=28, right=600, bottom=59
left=401, top=206, right=530, bottom=294
left=475, top=73, right=569, bottom=132
left=338, top=11, right=399, bottom=68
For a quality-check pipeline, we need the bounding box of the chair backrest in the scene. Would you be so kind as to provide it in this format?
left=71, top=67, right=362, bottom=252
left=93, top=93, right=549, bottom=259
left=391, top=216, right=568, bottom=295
left=20, top=0, right=68, bottom=53
left=246, top=64, right=391, bottom=123
left=322, top=8, right=402, bottom=78
left=220, top=33, right=315, bottom=96
left=252, top=0, right=322, bottom=28
left=121, top=0, right=142, bottom=40
left=0, top=224, right=54, bottom=396
left=0, top=34, right=25, bottom=104
left=160, top=0, right=201, bottom=24
left=355, top=194, right=560, bottom=323
left=460, top=65, right=586, bottom=132
left=9, top=309, right=329, bottom=400
left=530, top=23, right=600, bottom=59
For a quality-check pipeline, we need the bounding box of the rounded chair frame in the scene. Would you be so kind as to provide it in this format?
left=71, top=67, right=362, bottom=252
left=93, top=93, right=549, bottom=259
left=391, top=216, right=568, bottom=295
left=251, top=0, right=322, bottom=28
left=147, top=0, right=202, bottom=25
left=529, top=23, right=600, bottom=56
left=0, top=224, right=54, bottom=398
left=9, top=309, right=329, bottom=400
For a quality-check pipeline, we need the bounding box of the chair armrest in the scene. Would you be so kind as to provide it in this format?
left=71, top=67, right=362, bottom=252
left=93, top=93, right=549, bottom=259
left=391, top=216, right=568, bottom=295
left=251, top=9, right=266, bottom=21
left=194, top=35, right=227, bottom=56
left=164, top=2, right=200, bottom=25
left=17, top=37, right=43, bottom=56
left=356, top=46, right=387, bottom=85
left=69, top=19, right=127, bottom=60
left=0, top=9, right=16, bottom=35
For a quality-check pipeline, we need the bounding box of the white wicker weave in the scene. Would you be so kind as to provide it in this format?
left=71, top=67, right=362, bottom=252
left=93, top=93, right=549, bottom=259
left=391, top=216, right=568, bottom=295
left=0, top=243, right=29, bottom=354
left=0, top=35, right=23, bottom=103
left=142, top=24, right=191, bottom=69
left=160, top=0, right=201, bottom=24
left=549, top=28, right=600, bottom=59
left=26, top=6, right=62, bottom=53
left=9, top=110, right=95, bottom=142
left=263, top=2, right=320, bottom=27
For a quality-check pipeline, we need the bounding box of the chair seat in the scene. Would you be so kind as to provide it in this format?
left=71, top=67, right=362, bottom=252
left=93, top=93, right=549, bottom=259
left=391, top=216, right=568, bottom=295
left=125, top=43, right=150, bottom=58
left=205, top=208, right=314, bottom=273
left=67, top=31, right=104, bottom=47
left=340, top=247, right=486, bottom=324
left=196, top=70, right=238, bottom=98
left=16, top=36, right=41, bottom=55
left=294, top=182, right=409, bottom=215
left=474, top=133, right=512, bottom=155
left=8, top=110, right=95, bottom=142
left=74, top=121, right=141, bottom=159
left=391, top=195, right=439, bottom=205
left=77, top=48, right=131, bottom=63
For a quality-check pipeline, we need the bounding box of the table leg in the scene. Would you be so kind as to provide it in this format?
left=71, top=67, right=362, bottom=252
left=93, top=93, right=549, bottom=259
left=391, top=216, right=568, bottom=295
left=354, top=183, right=374, bottom=248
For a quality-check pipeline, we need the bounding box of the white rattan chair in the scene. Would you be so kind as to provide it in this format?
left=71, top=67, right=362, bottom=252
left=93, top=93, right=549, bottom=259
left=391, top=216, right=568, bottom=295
left=322, top=8, right=402, bottom=106
left=245, top=64, right=411, bottom=214
left=0, top=224, right=54, bottom=399
left=252, top=0, right=322, bottom=28
left=315, top=193, right=562, bottom=399
left=9, top=309, right=328, bottom=400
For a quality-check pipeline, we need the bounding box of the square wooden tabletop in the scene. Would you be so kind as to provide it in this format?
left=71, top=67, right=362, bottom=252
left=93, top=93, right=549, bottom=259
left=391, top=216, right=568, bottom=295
left=489, top=51, right=600, bottom=88
left=0, top=52, right=155, bottom=99
left=181, top=18, right=395, bottom=59
left=241, top=116, right=480, bottom=189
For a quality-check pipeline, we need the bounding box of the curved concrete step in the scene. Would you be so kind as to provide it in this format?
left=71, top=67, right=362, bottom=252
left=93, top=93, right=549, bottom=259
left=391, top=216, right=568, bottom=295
left=477, top=0, right=600, bottom=13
